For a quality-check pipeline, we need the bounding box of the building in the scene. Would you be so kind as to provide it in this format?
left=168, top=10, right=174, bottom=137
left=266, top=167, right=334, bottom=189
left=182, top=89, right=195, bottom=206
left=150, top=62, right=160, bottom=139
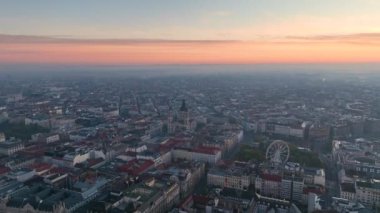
left=0, top=140, right=25, bottom=156
left=356, top=180, right=380, bottom=207
left=167, top=100, right=191, bottom=134
left=46, top=134, right=60, bottom=144
left=281, top=175, right=304, bottom=202
left=45, top=149, right=106, bottom=167
left=307, top=193, right=322, bottom=213
left=207, top=167, right=250, bottom=190
left=118, top=159, right=155, bottom=176
left=0, top=133, right=5, bottom=142
left=172, top=146, right=221, bottom=165
left=0, top=177, right=23, bottom=197
left=122, top=179, right=180, bottom=213
left=255, top=173, right=282, bottom=198
left=7, top=169, right=36, bottom=182
left=0, top=183, right=98, bottom=212
left=331, top=197, right=366, bottom=213
left=303, top=167, right=326, bottom=187
left=340, top=182, right=356, bottom=201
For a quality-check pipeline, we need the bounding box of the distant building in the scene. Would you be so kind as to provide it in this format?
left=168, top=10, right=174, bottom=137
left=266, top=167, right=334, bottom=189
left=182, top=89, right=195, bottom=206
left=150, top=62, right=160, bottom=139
left=172, top=146, right=221, bottom=164
left=307, top=193, right=322, bottom=213
left=356, top=180, right=380, bottom=207
left=281, top=175, right=304, bottom=202
left=331, top=197, right=366, bottom=213
left=255, top=173, right=282, bottom=198
left=7, top=168, right=35, bottom=182
left=168, top=100, right=191, bottom=134
left=340, top=182, right=356, bottom=201
left=207, top=167, right=250, bottom=190
left=0, top=133, right=5, bottom=142
left=303, top=167, right=326, bottom=187
left=122, top=178, right=180, bottom=213
left=0, top=140, right=24, bottom=156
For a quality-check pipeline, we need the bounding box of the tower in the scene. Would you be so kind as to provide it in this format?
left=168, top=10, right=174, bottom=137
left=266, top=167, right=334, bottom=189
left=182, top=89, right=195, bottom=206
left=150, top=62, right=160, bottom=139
left=178, top=99, right=189, bottom=129
left=168, top=106, right=175, bottom=134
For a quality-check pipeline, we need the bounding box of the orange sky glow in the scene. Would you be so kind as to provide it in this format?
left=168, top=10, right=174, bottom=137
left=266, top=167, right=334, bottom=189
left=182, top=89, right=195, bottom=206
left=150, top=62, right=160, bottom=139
left=1, top=35, right=380, bottom=65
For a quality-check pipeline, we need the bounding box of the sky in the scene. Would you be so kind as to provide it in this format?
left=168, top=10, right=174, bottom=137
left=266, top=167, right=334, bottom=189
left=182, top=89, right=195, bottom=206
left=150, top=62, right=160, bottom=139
left=1, top=0, right=380, bottom=65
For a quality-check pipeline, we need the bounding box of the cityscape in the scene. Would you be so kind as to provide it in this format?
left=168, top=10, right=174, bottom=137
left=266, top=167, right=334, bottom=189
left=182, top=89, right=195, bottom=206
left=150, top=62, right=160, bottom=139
left=1, top=0, right=380, bottom=213
left=0, top=70, right=379, bottom=212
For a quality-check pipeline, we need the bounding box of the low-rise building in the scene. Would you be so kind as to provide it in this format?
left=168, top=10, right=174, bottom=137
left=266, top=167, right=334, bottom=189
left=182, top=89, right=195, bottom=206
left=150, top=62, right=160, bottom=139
left=207, top=167, right=250, bottom=191
left=340, top=182, right=356, bottom=201
left=356, top=179, right=380, bottom=207
left=172, top=146, right=221, bottom=164
left=122, top=178, right=180, bottom=213
left=255, top=173, right=282, bottom=198
left=0, top=140, right=24, bottom=156
left=281, top=175, right=304, bottom=202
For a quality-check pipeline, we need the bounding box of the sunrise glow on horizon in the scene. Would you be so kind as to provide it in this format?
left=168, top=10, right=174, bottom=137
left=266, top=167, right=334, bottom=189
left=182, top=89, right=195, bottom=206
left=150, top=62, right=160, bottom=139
left=1, top=0, right=380, bottom=65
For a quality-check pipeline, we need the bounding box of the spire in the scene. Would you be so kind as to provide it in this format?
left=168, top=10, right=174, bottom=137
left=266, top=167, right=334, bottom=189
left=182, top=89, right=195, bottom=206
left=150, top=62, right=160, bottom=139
left=180, top=99, right=188, bottom=112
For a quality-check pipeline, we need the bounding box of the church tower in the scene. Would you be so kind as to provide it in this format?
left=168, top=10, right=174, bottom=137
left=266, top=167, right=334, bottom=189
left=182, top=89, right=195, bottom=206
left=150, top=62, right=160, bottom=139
left=168, top=106, right=175, bottom=134
left=178, top=99, right=190, bottom=129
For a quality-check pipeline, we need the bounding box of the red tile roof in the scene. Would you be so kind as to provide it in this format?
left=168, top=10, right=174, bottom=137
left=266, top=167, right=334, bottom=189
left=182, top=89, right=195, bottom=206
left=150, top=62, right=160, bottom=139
left=0, top=166, right=10, bottom=175
left=28, top=163, right=52, bottom=172
left=193, top=195, right=210, bottom=205
left=87, top=158, right=104, bottom=167
left=261, top=173, right=282, bottom=182
left=118, top=159, right=154, bottom=176
left=193, top=146, right=221, bottom=155
left=303, top=187, right=324, bottom=195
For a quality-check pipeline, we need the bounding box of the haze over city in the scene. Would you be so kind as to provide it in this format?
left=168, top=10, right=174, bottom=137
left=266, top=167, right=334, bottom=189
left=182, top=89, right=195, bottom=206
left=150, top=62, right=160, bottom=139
left=1, top=1, right=380, bottom=213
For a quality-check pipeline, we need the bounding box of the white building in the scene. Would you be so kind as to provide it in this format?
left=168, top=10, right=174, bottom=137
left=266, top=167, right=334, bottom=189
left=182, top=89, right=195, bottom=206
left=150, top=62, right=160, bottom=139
left=340, top=182, right=356, bottom=201
left=7, top=169, right=35, bottom=182
left=126, top=144, right=147, bottom=153
left=0, top=140, right=24, bottom=156
left=46, top=134, right=60, bottom=144
left=172, top=147, right=221, bottom=164
left=307, top=193, right=322, bottom=213
left=303, top=168, right=325, bottom=187
left=207, top=169, right=250, bottom=190
left=356, top=180, right=380, bottom=207
left=45, top=150, right=105, bottom=167
left=281, top=176, right=304, bottom=201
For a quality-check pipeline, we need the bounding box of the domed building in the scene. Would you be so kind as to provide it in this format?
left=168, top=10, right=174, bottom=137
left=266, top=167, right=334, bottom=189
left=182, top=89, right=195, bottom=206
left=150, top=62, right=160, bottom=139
left=168, top=100, right=191, bottom=134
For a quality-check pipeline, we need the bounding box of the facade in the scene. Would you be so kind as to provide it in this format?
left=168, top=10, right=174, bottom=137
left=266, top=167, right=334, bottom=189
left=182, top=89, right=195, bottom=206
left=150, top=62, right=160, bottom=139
left=168, top=100, right=191, bottom=134
left=0, top=141, right=25, bottom=156
left=46, top=134, right=60, bottom=144
left=307, top=193, right=322, bottom=213
left=0, top=133, right=5, bottom=142
left=7, top=169, right=36, bottom=182
left=255, top=173, right=282, bottom=198
left=45, top=150, right=106, bottom=167
left=340, top=182, right=356, bottom=201
left=281, top=176, right=304, bottom=202
left=172, top=147, right=221, bottom=164
left=303, top=168, right=326, bottom=187
left=207, top=169, right=250, bottom=190
left=124, top=180, right=180, bottom=213
left=356, top=180, right=380, bottom=208
left=331, top=197, right=365, bottom=213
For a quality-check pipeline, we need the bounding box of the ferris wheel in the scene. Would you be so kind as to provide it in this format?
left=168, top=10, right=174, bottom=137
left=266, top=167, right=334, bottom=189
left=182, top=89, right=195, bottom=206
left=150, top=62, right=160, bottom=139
left=266, top=140, right=290, bottom=165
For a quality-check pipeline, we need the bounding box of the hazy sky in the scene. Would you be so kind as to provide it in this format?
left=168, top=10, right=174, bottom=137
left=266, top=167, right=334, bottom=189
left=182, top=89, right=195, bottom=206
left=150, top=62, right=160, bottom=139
left=1, top=0, right=380, bottom=65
